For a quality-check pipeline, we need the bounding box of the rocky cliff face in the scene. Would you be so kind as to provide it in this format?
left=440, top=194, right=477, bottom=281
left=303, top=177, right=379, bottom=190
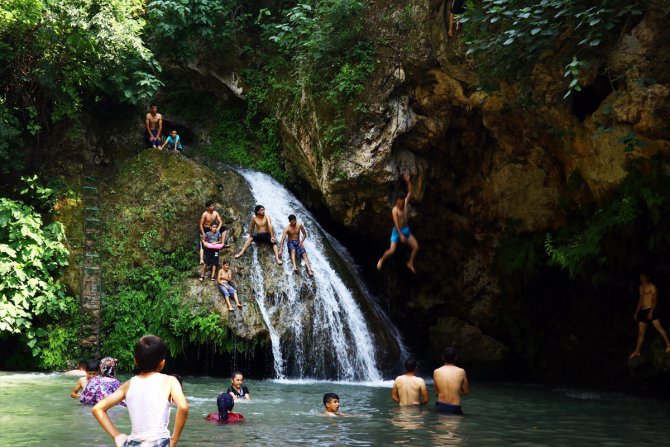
left=238, top=3, right=670, bottom=374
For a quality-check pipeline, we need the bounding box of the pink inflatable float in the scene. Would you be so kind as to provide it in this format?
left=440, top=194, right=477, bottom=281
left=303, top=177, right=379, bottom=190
left=203, top=242, right=224, bottom=250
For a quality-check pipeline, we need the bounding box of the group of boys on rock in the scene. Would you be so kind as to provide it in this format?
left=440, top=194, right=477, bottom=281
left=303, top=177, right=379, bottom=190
left=146, top=104, right=183, bottom=153
left=86, top=334, right=470, bottom=446
left=198, top=200, right=315, bottom=310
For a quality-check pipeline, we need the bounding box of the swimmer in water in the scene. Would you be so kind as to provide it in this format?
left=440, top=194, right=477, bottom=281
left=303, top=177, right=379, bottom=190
left=322, top=392, right=346, bottom=417
left=70, top=359, right=98, bottom=399
left=391, top=358, right=429, bottom=406
left=433, top=347, right=469, bottom=415
left=205, top=393, right=244, bottom=423
left=227, top=371, right=250, bottom=400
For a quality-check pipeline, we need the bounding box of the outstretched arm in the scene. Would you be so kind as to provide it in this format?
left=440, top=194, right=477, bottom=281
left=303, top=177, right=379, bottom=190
left=404, top=174, right=412, bottom=207
left=461, top=373, right=470, bottom=396
left=299, top=224, right=307, bottom=245
left=420, top=380, right=429, bottom=405
left=391, top=382, right=400, bottom=403
left=169, top=377, right=189, bottom=447
left=92, top=381, right=130, bottom=447
left=279, top=227, right=289, bottom=249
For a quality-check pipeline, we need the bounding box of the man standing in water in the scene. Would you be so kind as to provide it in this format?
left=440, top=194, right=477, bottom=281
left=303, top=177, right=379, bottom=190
left=234, top=205, right=282, bottom=264
left=433, top=347, right=469, bottom=415
left=279, top=214, right=314, bottom=276
left=377, top=174, right=420, bottom=273
left=145, top=103, right=163, bottom=149
left=391, top=358, right=429, bottom=406
left=629, top=273, right=670, bottom=358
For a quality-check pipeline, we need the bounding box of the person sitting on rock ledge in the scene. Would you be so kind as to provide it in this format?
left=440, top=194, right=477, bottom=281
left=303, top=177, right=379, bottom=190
left=201, top=223, right=222, bottom=281
left=279, top=214, right=314, bottom=276
left=217, top=260, right=242, bottom=311
left=160, top=129, right=183, bottom=154
left=377, top=174, right=420, bottom=273
left=234, top=205, right=282, bottom=265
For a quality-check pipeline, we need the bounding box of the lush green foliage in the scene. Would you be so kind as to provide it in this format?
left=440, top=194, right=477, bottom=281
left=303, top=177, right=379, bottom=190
left=0, top=185, right=78, bottom=368
left=147, top=0, right=243, bottom=59
left=0, top=0, right=160, bottom=171
left=462, top=0, right=645, bottom=96
left=544, top=158, right=670, bottom=278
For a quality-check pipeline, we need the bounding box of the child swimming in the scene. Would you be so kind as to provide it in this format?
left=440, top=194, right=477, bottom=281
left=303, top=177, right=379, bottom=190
left=205, top=393, right=244, bottom=423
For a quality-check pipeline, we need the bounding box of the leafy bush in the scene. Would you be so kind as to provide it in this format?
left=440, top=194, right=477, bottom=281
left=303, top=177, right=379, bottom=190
left=0, top=0, right=161, bottom=173
left=462, top=0, right=645, bottom=96
left=0, top=197, right=74, bottom=349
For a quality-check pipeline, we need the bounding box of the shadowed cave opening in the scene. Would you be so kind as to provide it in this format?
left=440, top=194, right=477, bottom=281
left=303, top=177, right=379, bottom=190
left=571, top=74, right=617, bottom=122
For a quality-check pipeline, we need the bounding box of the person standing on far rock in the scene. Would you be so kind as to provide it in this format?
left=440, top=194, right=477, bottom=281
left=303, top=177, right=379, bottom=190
left=433, top=347, right=469, bottom=415
left=199, top=200, right=225, bottom=265
left=629, top=272, right=670, bottom=358
left=279, top=214, right=314, bottom=276
left=392, top=358, right=429, bottom=406
left=377, top=174, right=420, bottom=273
left=145, top=103, right=163, bottom=149
left=234, top=205, right=282, bottom=265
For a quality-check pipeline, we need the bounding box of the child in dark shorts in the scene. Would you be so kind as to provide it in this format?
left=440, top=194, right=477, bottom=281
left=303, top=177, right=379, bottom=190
left=201, top=223, right=222, bottom=281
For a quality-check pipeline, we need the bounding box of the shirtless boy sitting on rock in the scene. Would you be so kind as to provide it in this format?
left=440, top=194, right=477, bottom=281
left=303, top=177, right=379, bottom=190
left=279, top=214, right=313, bottom=276
left=235, top=205, right=282, bottom=264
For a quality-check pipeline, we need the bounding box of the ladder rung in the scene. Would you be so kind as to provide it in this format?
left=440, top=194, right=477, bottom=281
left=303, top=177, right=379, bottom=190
left=84, top=176, right=98, bottom=182
left=84, top=267, right=100, bottom=271
left=84, top=185, right=98, bottom=190
left=85, top=207, right=99, bottom=211
left=85, top=218, right=101, bottom=223
left=85, top=254, right=100, bottom=258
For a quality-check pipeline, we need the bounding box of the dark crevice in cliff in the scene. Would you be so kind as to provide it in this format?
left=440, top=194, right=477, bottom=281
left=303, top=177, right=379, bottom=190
left=571, top=74, right=617, bottom=121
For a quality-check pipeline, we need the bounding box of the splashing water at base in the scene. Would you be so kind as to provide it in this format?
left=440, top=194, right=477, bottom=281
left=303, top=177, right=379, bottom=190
left=237, top=169, right=399, bottom=381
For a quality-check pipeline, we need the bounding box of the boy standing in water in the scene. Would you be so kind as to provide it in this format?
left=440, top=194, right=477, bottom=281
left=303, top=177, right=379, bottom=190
left=377, top=174, right=420, bottom=273
left=279, top=214, right=314, bottom=276
left=629, top=273, right=670, bottom=358
left=322, top=393, right=346, bottom=417
left=217, top=260, right=242, bottom=311
left=433, top=347, right=469, bottom=415
left=391, top=358, right=429, bottom=406
left=70, top=359, right=99, bottom=399
left=227, top=371, right=251, bottom=400
left=92, top=335, right=189, bottom=447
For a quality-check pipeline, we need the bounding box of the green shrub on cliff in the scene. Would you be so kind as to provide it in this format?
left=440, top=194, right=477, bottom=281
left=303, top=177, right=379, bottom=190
left=0, top=0, right=160, bottom=172
left=545, top=159, right=670, bottom=278
left=0, top=195, right=77, bottom=363
left=462, top=0, right=646, bottom=96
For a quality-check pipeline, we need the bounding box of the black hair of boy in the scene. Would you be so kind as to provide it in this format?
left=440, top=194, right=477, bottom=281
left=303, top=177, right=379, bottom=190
left=206, top=200, right=214, bottom=207
left=404, top=358, right=417, bottom=372
left=288, top=214, right=296, bottom=221
left=254, top=205, right=264, bottom=215
left=86, top=359, right=100, bottom=372
left=222, top=259, right=230, bottom=266
left=231, top=370, right=242, bottom=379
left=217, top=392, right=234, bottom=421
left=396, top=190, right=407, bottom=201
left=323, top=392, right=339, bottom=406
left=442, top=347, right=457, bottom=364
left=134, top=334, right=168, bottom=373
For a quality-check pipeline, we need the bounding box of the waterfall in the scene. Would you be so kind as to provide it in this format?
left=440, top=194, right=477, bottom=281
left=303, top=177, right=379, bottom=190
left=237, top=170, right=402, bottom=381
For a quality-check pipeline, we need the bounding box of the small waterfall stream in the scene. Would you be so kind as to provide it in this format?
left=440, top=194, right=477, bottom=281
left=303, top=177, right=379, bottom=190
left=237, top=169, right=402, bottom=381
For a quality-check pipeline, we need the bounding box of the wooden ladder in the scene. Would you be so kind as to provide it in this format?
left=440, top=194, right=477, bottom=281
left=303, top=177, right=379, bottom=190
left=80, top=176, right=102, bottom=354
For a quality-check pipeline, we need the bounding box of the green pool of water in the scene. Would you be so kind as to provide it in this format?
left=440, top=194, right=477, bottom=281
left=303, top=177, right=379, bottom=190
left=1, top=372, right=668, bottom=446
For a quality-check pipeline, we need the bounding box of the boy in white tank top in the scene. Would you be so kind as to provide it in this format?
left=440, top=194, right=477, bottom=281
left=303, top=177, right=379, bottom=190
left=92, top=335, right=189, bottom=447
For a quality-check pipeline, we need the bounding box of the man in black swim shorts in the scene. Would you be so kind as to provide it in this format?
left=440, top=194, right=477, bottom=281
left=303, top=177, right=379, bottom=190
left=234, top=205, right=283, bottom=265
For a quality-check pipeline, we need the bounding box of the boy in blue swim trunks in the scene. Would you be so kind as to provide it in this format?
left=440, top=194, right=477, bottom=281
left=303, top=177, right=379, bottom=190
left=145, top=103, right=163, bottom=149
left=279, top=214, right=314, bottom=276
left=377, top=174, right=420, bottom=273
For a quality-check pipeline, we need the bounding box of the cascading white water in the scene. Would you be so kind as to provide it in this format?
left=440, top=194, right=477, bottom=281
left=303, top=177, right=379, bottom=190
left=238, top=169, right=393, bottom=381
